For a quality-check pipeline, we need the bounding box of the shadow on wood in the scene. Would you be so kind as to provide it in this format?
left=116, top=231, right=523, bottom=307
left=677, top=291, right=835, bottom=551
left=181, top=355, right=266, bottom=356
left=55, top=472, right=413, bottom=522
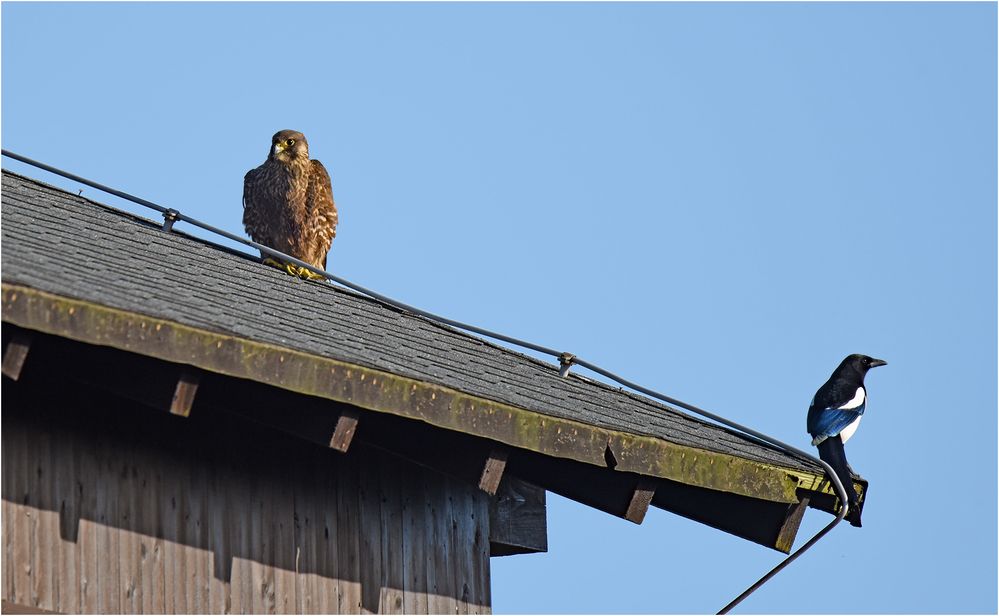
left=2, top=356, right=492, bottom=614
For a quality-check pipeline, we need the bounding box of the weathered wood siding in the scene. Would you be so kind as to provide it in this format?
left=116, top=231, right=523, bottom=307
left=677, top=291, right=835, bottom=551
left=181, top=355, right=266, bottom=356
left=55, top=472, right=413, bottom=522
left=1, top=378, right=491, bottom=614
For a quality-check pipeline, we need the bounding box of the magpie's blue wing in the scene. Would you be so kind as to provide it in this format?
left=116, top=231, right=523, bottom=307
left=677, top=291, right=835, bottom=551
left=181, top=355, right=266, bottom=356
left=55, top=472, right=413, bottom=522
left=807, top=404, right=864, bottom=441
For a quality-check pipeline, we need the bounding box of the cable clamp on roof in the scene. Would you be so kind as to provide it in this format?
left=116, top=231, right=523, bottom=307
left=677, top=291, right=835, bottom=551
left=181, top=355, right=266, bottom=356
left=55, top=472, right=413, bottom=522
left=161, top=209, right=180, bottom=232
left=558, top=352, right=575, bottom=377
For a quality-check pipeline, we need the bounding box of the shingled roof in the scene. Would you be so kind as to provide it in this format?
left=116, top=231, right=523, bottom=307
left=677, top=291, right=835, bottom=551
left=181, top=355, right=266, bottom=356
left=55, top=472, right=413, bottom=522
left=0, top=169, right=863, bottom=552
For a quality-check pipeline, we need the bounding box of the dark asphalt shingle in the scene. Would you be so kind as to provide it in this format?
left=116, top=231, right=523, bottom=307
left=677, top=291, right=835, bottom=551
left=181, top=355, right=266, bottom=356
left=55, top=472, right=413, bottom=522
left=0, top=170, right=819, bottom=474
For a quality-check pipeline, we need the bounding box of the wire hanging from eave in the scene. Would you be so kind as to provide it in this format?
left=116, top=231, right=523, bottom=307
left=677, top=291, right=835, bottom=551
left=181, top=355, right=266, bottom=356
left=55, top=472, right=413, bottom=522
left=0, top=148, right=852, bottom=613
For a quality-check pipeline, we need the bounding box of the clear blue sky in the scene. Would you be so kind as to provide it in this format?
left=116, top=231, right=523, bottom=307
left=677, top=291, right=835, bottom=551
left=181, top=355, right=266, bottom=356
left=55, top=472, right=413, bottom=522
left=3, top=2, right=996, bottom=613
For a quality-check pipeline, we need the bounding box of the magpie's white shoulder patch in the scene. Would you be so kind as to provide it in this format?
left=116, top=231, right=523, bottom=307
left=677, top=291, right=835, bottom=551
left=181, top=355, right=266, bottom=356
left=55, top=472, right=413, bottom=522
left=838, top=387, right=865, bottom=410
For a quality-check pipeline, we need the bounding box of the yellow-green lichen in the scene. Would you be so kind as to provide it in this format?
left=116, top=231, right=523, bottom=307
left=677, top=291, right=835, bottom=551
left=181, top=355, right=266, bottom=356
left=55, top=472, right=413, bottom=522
left=2, top=282, right=835, bottom=505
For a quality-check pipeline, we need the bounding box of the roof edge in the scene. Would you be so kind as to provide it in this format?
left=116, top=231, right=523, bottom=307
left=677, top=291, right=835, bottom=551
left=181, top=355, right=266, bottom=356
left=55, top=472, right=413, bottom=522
left=1, top=282, right=835, bottom=503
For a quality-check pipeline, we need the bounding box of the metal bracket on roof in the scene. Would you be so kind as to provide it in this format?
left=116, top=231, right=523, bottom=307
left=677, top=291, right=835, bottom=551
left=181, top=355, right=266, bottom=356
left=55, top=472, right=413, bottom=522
left=161, top=209, right=180, bottom=232
left=558, top=352, right=575, bottom=377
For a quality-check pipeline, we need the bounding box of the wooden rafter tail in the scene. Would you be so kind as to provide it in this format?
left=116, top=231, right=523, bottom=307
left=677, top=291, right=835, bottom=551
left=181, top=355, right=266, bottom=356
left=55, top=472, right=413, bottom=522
left=478, top=448, right=509, bottom=496
left=2, top=330, right=32, bottom=381
left=169, top=368, right=201, bottom=417
left=774, top=497, right=810, bottom=554
left=329, top=408, right=359, bottom=452
left=624, top=477, right=657, bottom=524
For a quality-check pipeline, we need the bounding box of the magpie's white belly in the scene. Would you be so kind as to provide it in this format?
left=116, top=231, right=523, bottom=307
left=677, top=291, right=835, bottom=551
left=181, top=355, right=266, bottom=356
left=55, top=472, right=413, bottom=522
left=839, top=415, right=862, bottom=444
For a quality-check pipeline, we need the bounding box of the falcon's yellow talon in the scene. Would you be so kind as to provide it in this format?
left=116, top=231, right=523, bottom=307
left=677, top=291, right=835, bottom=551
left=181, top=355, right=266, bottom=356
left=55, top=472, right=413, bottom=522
left=298, top=267, right=327, bottom=281
left=260, top=256, right=325, bottom=281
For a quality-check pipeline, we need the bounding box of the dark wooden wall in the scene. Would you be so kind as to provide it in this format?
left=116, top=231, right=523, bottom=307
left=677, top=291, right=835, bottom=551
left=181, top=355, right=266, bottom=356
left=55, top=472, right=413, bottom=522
left=1, top=376, right=492, bottom=614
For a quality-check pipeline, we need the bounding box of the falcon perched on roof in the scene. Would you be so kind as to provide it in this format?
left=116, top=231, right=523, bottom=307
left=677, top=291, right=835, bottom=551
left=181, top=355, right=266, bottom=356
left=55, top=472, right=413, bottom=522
left=243, top=129, right=338, bottom=280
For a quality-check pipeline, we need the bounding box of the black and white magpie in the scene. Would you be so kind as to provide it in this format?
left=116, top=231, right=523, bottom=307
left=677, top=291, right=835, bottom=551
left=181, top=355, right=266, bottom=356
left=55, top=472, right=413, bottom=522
left=806, top=354, right=886, bottom=527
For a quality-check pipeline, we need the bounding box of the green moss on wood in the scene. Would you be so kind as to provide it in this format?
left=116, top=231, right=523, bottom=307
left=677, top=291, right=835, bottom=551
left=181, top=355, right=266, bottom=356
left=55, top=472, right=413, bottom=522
left=3, top=283, right=844, bottom=505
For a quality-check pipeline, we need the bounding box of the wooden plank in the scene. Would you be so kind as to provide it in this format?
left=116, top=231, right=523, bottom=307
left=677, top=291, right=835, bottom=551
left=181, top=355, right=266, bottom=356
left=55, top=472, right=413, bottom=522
left=469, top=489, right=491, bottom=614
left=477, top=449, right=508, bottom=496
left=378, top=455, right=405, bottom=614
left=400, top=464, right=428, bottom=616
left=25, top=418, right=47, bottom=612
left=188, top=459, right=211, bottom=614
left=255, top=467, right=278, bottom=614
left=650, top=478, right=806, bottom=554
left=426, top=472, right=458, bottom=615
left=178, top=470, right=197, bottom=614
left=162, top=452, right=181, bottom=615
left=357, top=451, right=384, bottom=614
left=423, top=469, right=446, bottom=615
left=169, top=368, right=200, bottom=417
left=207, top=451, right=232, bottom=616
left=329, top=409, right=359, bottom=453
left=95, top=430, right=121, bottom=614
left=77, top=430, right=99, bottom=614
left=335, top=456, right=362, bottom=614
left=273, top=463, right=297, bottom=615
left=2, top=498, right=11, bottom=605
left=243, top=462, right=268, bottom=615
left=488, top=478, right=548, bottom=556
left=239, top=454, right=258, bottom=614
left=52, top=426, right=79, bottom=615
left=451, top=479, right=473, bottom=615
left=141, top=459, right=166, bottom=614
left=624, top=477, right=657, bottom=524
left=316, top=450, right=340, bottom=615
left=33, top=422, right=58, bottom=612
left=3, top=419, right=16, bottom=605
left=2, top=330, right=31, bottom=381
left=12, top=417, right=32, bottom=609
left=292, top=462, right=309, bottom=615
left=117, top=443, right=140, bottom=614
left=775, top=496, right=811, bottom=554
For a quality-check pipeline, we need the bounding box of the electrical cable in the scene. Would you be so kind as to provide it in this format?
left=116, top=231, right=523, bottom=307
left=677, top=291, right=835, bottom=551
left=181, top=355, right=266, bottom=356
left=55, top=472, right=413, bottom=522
left=1, top=148, right=852, bottom=613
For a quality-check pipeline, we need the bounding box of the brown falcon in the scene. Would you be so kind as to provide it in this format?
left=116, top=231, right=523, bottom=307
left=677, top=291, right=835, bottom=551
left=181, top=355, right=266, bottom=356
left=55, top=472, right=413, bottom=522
left=243, top=129, right=338, bottom=280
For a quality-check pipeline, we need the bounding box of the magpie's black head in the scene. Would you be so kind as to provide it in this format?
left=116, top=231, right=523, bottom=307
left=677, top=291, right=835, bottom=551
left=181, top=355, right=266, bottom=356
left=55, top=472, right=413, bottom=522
left=838, top=354, right=887, bottom=379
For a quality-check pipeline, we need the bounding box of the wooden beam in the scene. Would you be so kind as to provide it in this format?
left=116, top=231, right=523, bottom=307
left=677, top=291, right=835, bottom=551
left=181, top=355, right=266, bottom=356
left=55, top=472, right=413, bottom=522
left=10, top=325, right=807, bottom=553
left=478, top=448, right=508, bottom=495
left=489, top=477, right=547, bottom=556
left=169, top=368, right=200, bottom=417
left=650, top=478, right=807, bottom=554
left=624, top=477, right=657, bottom=524
left=506, top=447, right=653, bottom=522
left=329, top=408, right=359, bottom=452
left=775, top=496, right=810, bottom=554
left=2, top=284, right=827, bottom=508
left=2, top=329, right=32, bottom=381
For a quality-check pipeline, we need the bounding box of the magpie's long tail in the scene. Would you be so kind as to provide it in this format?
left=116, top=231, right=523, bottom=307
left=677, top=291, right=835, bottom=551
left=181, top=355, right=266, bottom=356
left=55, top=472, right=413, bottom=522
left=817, top=436, right=862, bottom=528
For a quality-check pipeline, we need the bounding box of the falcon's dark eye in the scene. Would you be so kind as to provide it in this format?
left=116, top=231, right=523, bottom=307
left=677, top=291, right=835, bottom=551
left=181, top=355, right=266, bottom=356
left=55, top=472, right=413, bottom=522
left=286, top=139, right=296, bottom=146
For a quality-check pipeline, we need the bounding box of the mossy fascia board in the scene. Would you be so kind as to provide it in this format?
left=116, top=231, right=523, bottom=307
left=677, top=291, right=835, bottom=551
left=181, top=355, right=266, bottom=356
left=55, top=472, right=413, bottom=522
left=2, top=283, right=829, bottom=504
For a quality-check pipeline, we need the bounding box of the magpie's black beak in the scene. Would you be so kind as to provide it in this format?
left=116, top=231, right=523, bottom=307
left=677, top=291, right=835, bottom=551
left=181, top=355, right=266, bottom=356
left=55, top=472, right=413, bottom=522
left=870, top=358, right=887, bottom=368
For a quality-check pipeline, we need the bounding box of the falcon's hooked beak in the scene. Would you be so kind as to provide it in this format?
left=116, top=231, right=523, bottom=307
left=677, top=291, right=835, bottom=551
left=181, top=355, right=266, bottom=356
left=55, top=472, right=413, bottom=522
left=272, top=142, right=287, bottom=156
